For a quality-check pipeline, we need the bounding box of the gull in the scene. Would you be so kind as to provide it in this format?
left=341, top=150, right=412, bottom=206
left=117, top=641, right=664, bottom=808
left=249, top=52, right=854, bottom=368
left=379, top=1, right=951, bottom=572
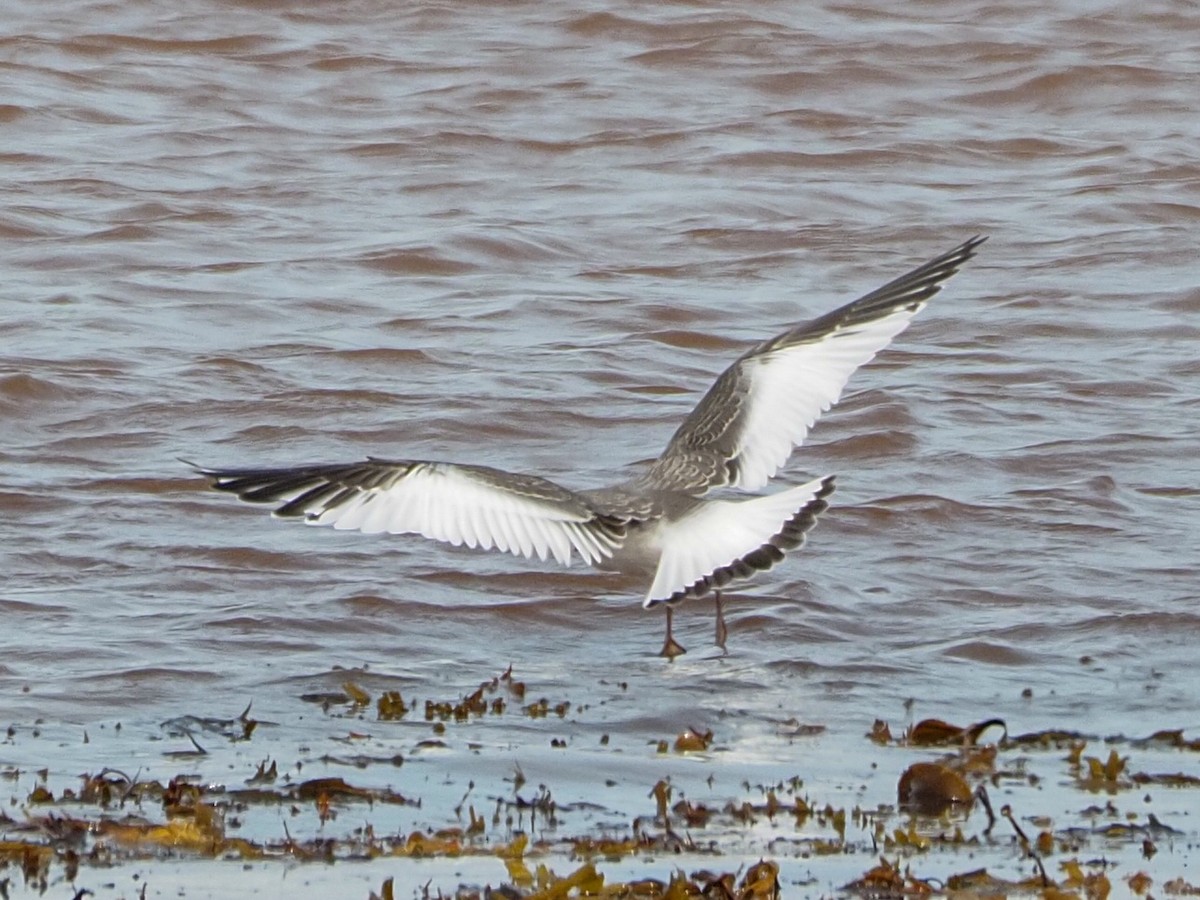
left=193, top=236, right=984, bottom=657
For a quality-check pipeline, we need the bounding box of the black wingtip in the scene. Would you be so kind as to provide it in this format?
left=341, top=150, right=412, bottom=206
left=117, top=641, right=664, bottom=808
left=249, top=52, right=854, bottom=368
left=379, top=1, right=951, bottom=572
left=959, top=233, right=988, bottom=257
left=178, top=457, right=214, bottom=478
left=930, top=234, right=987, bottom=270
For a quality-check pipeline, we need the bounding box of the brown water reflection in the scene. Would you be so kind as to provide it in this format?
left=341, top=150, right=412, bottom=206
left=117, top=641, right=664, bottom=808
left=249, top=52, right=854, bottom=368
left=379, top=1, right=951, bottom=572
left=3, top=0, right=1199, bottom=896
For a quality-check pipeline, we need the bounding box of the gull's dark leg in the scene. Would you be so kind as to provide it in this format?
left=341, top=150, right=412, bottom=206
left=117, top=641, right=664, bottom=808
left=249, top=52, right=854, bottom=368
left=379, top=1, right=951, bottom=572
left=714, top=590, right=728, bottom=653
left=659, top=605, right=687, bottom=659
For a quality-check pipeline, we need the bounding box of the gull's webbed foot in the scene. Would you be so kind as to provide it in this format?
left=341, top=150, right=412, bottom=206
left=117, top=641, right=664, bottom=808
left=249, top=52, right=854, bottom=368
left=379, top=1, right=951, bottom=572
left=659, top=605, right=687, bottom=659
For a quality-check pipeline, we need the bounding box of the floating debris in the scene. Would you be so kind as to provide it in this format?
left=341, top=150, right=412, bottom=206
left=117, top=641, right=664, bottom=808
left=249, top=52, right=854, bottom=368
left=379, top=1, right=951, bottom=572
left=5, top=672, right=1197, bottom=897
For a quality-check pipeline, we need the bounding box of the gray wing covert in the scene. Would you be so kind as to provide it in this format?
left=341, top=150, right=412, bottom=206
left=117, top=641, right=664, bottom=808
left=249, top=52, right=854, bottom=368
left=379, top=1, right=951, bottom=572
left=642, top=236, right=984, bottom=495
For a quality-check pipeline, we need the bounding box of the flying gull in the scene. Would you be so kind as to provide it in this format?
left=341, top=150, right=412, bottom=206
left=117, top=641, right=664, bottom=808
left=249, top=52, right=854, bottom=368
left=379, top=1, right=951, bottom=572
left=193, top=236, right=985, bottom=657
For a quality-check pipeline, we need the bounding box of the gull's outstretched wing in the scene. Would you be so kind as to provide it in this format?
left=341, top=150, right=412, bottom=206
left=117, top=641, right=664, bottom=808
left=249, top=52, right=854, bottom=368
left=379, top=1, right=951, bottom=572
left=192, top=459, right=627, bottom=566
left=642, top=235, right=985, bottom=494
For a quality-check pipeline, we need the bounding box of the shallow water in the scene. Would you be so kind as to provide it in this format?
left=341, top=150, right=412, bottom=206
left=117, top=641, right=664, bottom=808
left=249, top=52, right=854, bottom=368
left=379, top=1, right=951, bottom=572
left=3, top=0, right=1199, bottom=896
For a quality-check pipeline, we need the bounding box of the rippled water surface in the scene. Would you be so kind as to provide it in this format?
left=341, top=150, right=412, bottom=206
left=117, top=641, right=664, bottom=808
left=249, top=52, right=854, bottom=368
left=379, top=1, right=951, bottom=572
left=3, top=0, right=1199, bottom=896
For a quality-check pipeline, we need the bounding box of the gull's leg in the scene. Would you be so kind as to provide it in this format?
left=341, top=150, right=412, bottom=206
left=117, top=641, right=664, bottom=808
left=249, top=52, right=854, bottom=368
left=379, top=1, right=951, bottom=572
left=659, top=605, right=687, bottom=659
left=714, top=590, right=728, bottom=653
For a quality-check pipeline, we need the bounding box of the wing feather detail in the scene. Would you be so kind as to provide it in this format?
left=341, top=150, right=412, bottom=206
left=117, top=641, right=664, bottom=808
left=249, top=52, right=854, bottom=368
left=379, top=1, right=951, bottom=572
left=645, top=236, right=985, bottom=494
left=644, top=475, right=835, bottom=606
left=194, top=459, right=627, bottom=566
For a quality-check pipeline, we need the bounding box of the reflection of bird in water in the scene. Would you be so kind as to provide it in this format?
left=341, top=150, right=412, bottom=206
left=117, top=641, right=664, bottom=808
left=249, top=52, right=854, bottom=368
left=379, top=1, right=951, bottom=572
left=194, top=236, right=985, bottom=658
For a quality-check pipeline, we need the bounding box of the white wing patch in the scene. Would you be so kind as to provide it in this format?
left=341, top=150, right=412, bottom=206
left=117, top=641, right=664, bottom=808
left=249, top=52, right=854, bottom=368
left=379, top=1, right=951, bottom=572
left=293, top=463, right=613, bottom=566
left=644, top=476, right=829, bottom=606
left=733, top=306, right=920, bottom=490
